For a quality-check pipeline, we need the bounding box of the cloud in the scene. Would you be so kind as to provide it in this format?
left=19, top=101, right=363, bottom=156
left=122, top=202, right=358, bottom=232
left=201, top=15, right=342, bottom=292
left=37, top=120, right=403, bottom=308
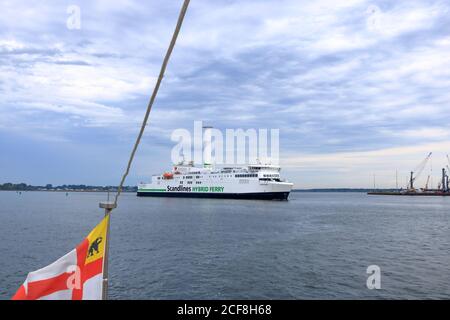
left=283, top=141, right=450, bottom=188
left=1, top=0, right=450, bottom=186
left=384, top=128, right=450, bottom=140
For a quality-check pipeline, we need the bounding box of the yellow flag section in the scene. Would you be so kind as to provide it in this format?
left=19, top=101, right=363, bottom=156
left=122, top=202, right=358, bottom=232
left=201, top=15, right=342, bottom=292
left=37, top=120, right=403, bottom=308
left=75, top=214, right=109, bottom=300
left=12, top=215, right=109, bottom=300
left=85, top=215, right=108, bottom=265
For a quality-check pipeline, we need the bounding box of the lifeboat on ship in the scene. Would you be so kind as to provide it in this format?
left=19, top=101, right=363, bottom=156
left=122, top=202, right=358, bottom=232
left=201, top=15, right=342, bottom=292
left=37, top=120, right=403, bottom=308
left=163, top=172, right=174, bottom=179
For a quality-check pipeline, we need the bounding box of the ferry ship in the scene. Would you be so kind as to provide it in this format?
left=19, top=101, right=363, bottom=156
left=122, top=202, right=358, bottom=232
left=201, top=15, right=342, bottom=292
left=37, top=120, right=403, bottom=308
left=137, top=161, right=294, bottom=200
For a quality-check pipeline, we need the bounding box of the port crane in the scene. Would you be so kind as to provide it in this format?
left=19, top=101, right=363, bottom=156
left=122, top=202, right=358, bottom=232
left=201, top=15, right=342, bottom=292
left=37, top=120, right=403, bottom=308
left=444, top=154, right=450, bottom=192
left=424, top=175, right=431, bottom=190
left=369, top=153, right=450, bottom=196
left=409, top=152, right=432, bottom=190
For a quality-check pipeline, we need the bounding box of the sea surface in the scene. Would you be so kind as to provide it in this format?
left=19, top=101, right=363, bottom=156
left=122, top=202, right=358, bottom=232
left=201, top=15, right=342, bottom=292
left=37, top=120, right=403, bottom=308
left=1, top=191, right=449, bottom=299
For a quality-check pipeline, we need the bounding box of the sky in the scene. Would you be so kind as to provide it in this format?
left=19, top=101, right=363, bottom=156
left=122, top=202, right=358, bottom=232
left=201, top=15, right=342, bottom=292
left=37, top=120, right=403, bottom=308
left=1, top=0, right=450, bottom=188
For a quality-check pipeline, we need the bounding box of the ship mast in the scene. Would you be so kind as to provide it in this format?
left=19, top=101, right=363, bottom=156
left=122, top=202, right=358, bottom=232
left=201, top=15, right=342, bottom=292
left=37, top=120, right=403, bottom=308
left=203, top=125, right=213, bottom=169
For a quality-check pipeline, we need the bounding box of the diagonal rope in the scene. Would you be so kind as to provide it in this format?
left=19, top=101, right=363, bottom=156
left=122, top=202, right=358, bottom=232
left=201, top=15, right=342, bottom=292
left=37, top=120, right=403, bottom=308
left=113, top=0, right=190, bottom=206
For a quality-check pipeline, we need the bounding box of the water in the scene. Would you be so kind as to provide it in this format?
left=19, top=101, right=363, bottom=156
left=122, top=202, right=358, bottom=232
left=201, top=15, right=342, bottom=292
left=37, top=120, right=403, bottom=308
left=1, top=191, right=449, bottom=299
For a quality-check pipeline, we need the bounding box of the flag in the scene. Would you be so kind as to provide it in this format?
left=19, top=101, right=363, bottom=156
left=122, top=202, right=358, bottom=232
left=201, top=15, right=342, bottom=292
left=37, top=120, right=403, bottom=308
left=12, top=215, right=109, bottom=300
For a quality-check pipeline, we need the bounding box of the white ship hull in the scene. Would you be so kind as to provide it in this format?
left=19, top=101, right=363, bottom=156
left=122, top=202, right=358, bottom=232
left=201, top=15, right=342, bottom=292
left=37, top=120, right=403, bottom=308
left=138, top=181, right=293, bottom=200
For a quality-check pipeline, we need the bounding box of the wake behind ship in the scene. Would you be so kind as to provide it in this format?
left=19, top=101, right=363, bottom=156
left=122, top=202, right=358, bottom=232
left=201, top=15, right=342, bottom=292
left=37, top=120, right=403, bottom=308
left=137, top=161, right=293, bottom=200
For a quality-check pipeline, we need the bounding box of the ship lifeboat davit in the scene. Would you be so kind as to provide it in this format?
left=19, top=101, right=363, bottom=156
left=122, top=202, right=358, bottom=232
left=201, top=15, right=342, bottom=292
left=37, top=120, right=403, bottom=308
left=163, top=172, right=174, bottom=179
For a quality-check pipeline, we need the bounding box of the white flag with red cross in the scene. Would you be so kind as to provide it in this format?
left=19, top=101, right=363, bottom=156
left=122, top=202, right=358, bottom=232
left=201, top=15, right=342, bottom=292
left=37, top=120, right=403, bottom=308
left=12, top=215, right=109, bottom=300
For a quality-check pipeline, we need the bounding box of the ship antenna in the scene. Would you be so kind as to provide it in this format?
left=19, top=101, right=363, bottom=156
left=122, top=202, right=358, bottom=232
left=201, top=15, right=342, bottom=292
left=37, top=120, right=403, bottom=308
left=203, top=125, right=213, bottom=168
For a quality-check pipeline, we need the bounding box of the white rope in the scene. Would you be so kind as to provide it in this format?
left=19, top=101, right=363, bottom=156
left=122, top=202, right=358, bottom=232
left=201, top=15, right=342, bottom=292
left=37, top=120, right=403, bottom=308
left=113, top=0, right=190, bottom=206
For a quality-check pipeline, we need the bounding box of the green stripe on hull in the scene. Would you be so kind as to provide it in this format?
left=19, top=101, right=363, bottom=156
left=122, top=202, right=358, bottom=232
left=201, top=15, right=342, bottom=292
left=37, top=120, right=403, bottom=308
left=138, top=188, right=166, bottom=192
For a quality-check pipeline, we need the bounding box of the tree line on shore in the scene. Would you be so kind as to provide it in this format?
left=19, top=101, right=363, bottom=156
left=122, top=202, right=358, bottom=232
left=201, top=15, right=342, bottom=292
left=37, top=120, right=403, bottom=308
left=0, top=182, right=137, bottom=192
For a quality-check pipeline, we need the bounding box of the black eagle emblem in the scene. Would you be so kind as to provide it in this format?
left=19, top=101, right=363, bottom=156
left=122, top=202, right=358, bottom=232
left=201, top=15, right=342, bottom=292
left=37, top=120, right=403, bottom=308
left=87, top=237, right=103, bottom=257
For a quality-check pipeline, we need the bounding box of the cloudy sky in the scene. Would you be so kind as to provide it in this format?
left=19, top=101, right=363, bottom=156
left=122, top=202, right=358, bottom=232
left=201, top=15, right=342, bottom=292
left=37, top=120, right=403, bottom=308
left=1, top=0, right=450, bottom=188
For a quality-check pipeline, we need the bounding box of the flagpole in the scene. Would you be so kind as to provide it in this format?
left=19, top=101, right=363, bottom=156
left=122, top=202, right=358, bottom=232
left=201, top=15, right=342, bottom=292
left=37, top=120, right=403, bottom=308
left=99, top=201, right=116, bottom=300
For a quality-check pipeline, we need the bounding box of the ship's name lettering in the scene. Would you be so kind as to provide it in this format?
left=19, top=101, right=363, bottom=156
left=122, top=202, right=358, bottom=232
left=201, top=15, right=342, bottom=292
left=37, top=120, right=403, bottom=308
left=168, top=186, right=225, bottom=192
left=167, top=186, right=192, bottom=192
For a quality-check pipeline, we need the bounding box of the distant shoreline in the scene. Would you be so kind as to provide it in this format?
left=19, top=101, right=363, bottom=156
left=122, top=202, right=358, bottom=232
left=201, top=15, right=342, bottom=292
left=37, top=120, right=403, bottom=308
left=0, top=189, right=136, bottom=193
left=0, top=182, right=137, bottom=193
left=1, top=188, right=397, bottom=193
left=292, top=188, right=400, bottom=193
left=1, top=183, right=399, bottom=193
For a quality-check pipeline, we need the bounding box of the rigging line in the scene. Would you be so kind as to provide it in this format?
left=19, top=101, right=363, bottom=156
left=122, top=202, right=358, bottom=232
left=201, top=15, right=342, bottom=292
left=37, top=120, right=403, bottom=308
left=113, top=0, right=191, bottom=206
